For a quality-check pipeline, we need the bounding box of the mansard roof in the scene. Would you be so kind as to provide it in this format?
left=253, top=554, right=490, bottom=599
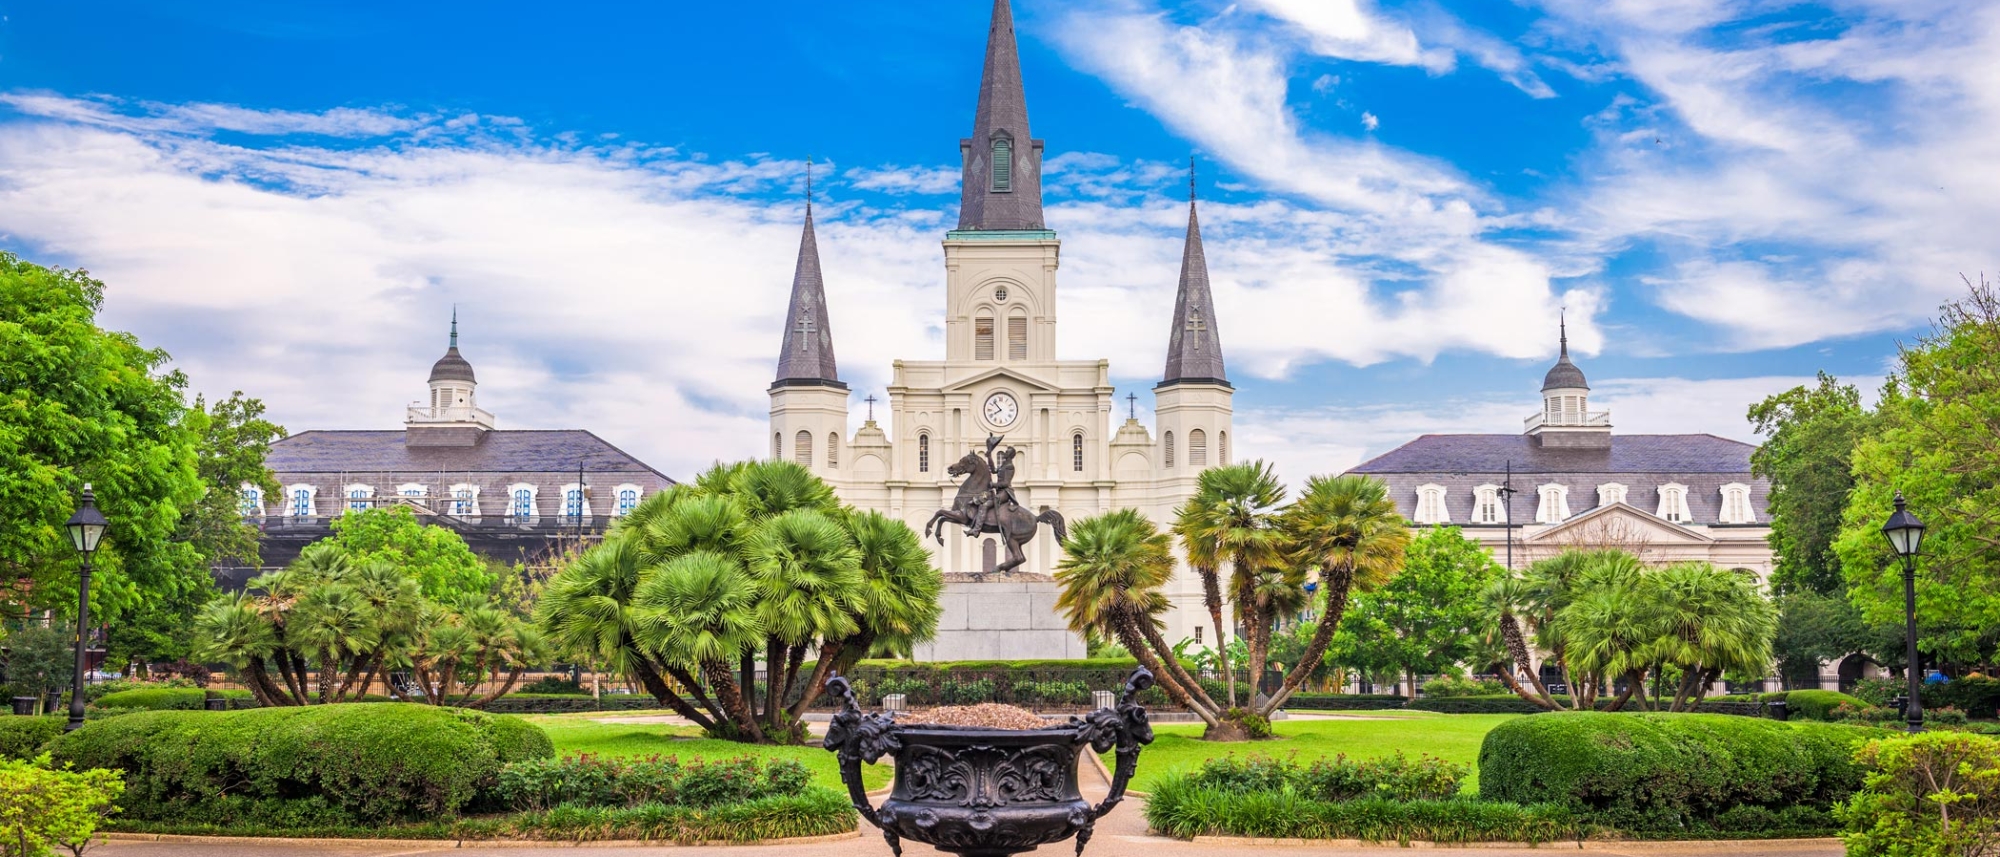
left=956, top=0, right=1045, bottom=231
left=1351, top=433, right=1755, bottom=474
left=268, top=429, right=670, bottom=478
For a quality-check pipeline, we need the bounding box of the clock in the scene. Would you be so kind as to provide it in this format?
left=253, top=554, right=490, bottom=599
left=983, top=391, right=1020, bottom=429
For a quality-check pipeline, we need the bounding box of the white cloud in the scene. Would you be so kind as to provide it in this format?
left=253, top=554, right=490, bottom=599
left=844, top=164, right=958, bottom=195
left=1360, top=111, right=1379, bottom=130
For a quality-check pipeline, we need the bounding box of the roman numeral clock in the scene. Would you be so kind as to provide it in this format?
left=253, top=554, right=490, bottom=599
left=984, top=391, right=1019, bottom=430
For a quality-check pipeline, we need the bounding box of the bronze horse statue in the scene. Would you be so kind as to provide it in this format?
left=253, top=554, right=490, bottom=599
left=924, top=450, right=1066, bottom=574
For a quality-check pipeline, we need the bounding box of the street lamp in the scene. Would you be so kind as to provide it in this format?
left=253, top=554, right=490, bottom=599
left=63, top=484, right=108, bottom=733
left=1880, top=491, right=1926, bottom=734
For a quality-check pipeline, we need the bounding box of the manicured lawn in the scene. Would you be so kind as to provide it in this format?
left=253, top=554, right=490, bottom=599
left=1108, top=713, right=1522, bottom=794
left=527, top=713, right=892, bottom=791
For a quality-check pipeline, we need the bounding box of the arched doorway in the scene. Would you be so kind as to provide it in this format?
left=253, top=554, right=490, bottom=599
left=1836, top=653, right=1874, bottom=694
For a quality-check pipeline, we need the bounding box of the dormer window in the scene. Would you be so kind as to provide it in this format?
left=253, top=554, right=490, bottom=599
left=1474, top=484, right=1501, bottom=524
left=991, top=137, right=1013, bottom=192
left=1414, top=484, right=1449, bottom=525
left=1657, top=483, right=1691, bottom=524
left=1718, top=483, right=1754, bottom=524
left=449, top=484, right=480, bottom=517
left=615, top=484, right=642, bottom=516
left=344, top=484, right=374, bottom=513
left=1598, top=483, right=1628, bottom=507
left=508, top=484, right=538, bottom=521
left=239, top=485, right=263, bottom=519
left=288, top=485, right=316, bottom=519
left=1535, top=483, right=1570, bottom=523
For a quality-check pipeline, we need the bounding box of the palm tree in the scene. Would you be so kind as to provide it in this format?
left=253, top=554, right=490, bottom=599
left=193, top=594, right=286, bottom=706
left=1057, top=509, right=1222, bottom=727
left=786, top=509, right=942, bottom=719
left=1173, top=462, right=1287, bottom=707
left=1642, top=562, right=1777, bottom=710
left=1482, top=575, right=1556, bottom=708
left=289, top=583, right=379, bottom=703
left=1266, top=474, right=1409, bottom=715
left=635, top=551, right=769, bottom=742
left=1558, top=554, right=1654, bottom=711
left=340, top=560, right=423, bottom=700
left=535, top=536, right=717, bottom=728
left=746, top=509, right=864, bottom=722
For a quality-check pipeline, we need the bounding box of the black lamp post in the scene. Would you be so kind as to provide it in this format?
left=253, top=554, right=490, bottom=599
left=1880, top=491, right=1926, bottom=734
left=64, top=484, right=108, bottom=732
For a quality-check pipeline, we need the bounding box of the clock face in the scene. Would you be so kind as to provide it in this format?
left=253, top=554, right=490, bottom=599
left=983, top=392, right=1020, bottom=429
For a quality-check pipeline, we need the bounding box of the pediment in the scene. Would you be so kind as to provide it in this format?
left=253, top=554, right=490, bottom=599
left=939, top=367, right=1064, bottom=394
left=1525, top=502, right=1714, bottom=547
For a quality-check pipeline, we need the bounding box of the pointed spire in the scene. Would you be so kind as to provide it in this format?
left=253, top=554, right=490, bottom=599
left=1162, top=159, right=1228, bottom=387
left=1559, top=308, right=1568, bottom=359
left=449, top=306, right=459, bottom=348
left=429, top=309, right=475, bottom=384
left=1542, top=309, right=1588, bottom=392
left=957, top=0, right=1045, bottom=231
left=774, top=174, right=844, bottom=389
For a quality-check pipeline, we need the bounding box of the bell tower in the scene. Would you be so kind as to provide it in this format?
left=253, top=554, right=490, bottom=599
left=769, top=174, right=851, bottom=477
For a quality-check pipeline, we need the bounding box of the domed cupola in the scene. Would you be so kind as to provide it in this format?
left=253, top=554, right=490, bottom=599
left=407, top=309, right=495, bottom=445
left=1527, top=314, right=1609, bottom=448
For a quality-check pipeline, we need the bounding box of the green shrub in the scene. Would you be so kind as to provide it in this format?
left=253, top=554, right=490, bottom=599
left=48, top=703, right=553, bottom=824
left=1929, top=706, right=1970, bottom=727
left=483, top=788, right=854, bottom=842
left=1008, top=680, right=1090, bottom=706
left=1407, top=694, right=1559, bottom=714
left=84, top=678, right=197, bottom=703
left=93, top=687, right=250, bottom=711
left=1478, top=712, right=1882, bottom=833
left=516, top=676, right=589, bottom=696
left=1422, top=676, right=1505, bottom=698
left=0, top=756, right=125, bottom=856
left=1851, top=678, right=1902, bottom=707
left=1185, top=752, right=1465, bottom=802
left=1838, top=730, right=2000, bottom=857
left=1924, top=676, right=2000, bottom=720
left=1775, top=690, right=1866, bottom=722
left=939, top=677, right=996, bottom=705
left=0, top=716, right=62, bottom=761
left=1282, top=693, right=1407, bottom=711
left=1144, top=776, right=1583, bottom=843
left=494, top=754, right=812, bottom=813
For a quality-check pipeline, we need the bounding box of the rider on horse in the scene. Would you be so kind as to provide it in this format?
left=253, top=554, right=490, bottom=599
left=965, top=435, right=1019, bottom=536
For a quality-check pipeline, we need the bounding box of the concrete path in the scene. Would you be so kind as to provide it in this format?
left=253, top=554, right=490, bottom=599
left=88, top=755, right=1842, bottom=857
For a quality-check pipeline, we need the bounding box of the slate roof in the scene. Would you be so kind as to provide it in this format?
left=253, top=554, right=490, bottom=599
left=268, top=430, right=670, bottom=477
left=773, top=205, right=842, bottom=387
left=428, top=348, right=476, bottom=384
left=1541, top=321, right=1586, bottom=391
left=957, top=0, right=1045, bottom=231
left=1351, top=433, right=1754, bottom=475
left=1160, top=178, right=1228, bottom=387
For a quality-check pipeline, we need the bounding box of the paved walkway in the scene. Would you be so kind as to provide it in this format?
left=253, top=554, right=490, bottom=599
left=89, top=754, right=1842, bottom=857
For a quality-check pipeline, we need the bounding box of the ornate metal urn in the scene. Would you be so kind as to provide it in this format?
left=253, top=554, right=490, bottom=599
left=823, top=668, right=1155, bottom=857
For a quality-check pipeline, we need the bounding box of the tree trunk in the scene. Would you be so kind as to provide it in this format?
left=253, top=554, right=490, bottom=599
left=1603, top=670, right=1642, bottom=712
left=1135, top=615, right=1221, bottom=718
left=787, top=639, right=848, bottom=721
left=764, top=637, right=785, bottom=728
left=467, top=667, right=525, bottom=709
left=662, top=663, right=726, bottom=724
left=1113, top=616, right=1217, bottom=726
left=242, top=658, right=285, bottom=707
left=705, top=659, right=766, bottom=743
left=627, top=656, right=717, bottom=731
left=1199, top=565, right=1234, bottom=708
left=1499, top=615, right=1555, bottom=706
left=1262, top=561, right=1355, bottom=716
left=739, top=650, right=758, bottom=721
left=783, top=642, right=808, bottom=708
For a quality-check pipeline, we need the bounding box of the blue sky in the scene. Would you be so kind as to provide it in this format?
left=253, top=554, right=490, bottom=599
left=1, top=0, right=1992, bottom=482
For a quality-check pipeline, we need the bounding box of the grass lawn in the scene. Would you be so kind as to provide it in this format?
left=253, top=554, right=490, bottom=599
left=1108, top=713, right=1522, bottom=794
left=527, top=713, right=892, bottom=791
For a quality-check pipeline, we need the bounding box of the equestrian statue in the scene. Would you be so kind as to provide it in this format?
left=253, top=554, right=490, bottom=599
left=924, top=435, right=1066, bottom=574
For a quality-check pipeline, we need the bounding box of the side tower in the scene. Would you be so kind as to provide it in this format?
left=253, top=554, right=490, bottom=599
left=1153, top=164, right=1234, bottom=480
left=769, top=184, right=850, bottom=476
left=407, top=310, right=495, bottom=447
left=942, top=0, right=1060, bottom=368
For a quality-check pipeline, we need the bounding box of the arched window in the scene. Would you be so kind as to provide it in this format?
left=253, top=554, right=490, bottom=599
left=795, top=429, right=814, bottom=467
left=344, top=484, right=373, bottom=513
left=1718, top=483, right=1753, bottom=524
left=1072, top=432, right=1085, bottom=473
left=615, top=485, right=641, bottom=516
left=1188, top=429, right=1207, bottom=466
left=509, top=484, right=537, bottom=520
left=1598, top=483, right=1628, bottom=507
left=562, top=486, right=587, bottom=519
left=290, top=487, right=313, bottom=518
left=827, top=433, right=840, bottom=469
left=1474, top=485, right=1501, bottom=524
left=1414, top=484, right=1449, bottom=524
left=450, top=484, right=479, bottom=517
left=991, top=137, right=1013, bottom=192
left=238, top=486, right=262, bottom=519
left=1007, top=312, right=1027, bottom=360
left=1657, top=483, right=1690, bottom=523
left=772, top=432, right=782, bottom=460
left=918, top=434, right=931, bottom=473
left=1219, top=431, right=1229, bottom=465
left=397, top=483, right=427, bottom=499
left=1164, top=431, right=1176, bottom=468
left=1535, top=484, right=1570, bottom=523
left=975, top=314, right=996, bottom=360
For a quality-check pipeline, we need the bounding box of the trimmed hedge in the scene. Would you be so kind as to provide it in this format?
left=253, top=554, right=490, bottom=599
left=1282, top=693, right=1409, bottom=711
left=94, top=687, right=253, bottom=711
left=1922, top=676, right=2000, bottom=719
left=1144, top=778, right=1583, bottom=843
left=49, top=703, right=553, bottom=824
left=0, top=715, right=63, bottom=760
left=1478, top=712, right=1884, bottom=833
left=1769, top=690, right=1866, bottom=722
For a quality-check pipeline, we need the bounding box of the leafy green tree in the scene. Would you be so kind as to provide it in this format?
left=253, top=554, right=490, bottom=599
left=1749, top=372, right=1875, bottom=595
left=328, top=506, right=493, bottom=602
left=0, top=625, right=73, bottom=712
left=1329, top=527, right=1500, bottom=697
left=1772, top=590, right=1872, bottom=688
left=1836, top=277, right=2000, bottom=668
left=537, top=459, right=941, bottom=744
left=0, top=251, right=203, bottom=637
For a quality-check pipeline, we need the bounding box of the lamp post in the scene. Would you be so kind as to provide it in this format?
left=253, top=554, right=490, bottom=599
left=1880, top=491, right=1926, bottom=734
left=64, top=484, right=108, bottom=732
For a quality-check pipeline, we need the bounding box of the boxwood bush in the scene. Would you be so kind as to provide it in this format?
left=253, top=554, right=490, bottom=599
left=48, top=702, right=553, bottom=824
left=1283, top=693, right=1407, bottom=711
left=495, top=754, right=814, bottom=812
left=0, top=715, right=63, bottom=760
left=1478, top=712, right=1883, bottom=833
left=1768, top=690, right=1866, bottom=722
left=1144, top=777, right=1582, bottom=843
left=94, top=687, right=253, bottom=711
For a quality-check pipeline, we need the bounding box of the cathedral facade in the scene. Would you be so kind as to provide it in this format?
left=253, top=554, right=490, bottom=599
left=767, top=0, right=1229, bottom=659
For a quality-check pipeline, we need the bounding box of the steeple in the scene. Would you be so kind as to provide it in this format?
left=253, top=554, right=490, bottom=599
left=1541, top=311, right=1588, bottom=392
left=773, top=164, right=844, bottom=389
left=957, top=0, right=1045, bottom=231
left=428, top=308, right=476, bottom=384
left=410, top=308, right=493, bottom=442
left=1161, top=159, right=1228, bottom=387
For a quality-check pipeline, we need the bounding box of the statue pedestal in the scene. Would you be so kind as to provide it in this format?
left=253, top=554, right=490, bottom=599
left=913, top=574, right=1088, bottom=661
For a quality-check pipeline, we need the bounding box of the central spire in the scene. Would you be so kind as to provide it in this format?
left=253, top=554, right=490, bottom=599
left=957, top=0, right=1045, bottom=231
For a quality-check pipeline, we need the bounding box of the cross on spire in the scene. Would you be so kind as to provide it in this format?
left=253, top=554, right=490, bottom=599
left=793, top=311, right=816, bottom=349
left=865, top=394, right=878, bottom=421
left=1127, top=392, right=1138, bottom=420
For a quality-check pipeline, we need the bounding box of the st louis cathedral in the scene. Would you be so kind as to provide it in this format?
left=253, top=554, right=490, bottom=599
left=767, top=0, right=1228, bottom=659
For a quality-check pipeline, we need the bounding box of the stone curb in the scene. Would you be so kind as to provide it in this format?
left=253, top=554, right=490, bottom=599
left=1187, top=835, right=1843, bottom=851
left=97, top=829, right=865, bottom=848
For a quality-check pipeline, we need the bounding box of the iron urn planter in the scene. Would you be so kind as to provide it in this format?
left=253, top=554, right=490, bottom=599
left=824, top=667, right=1155, bottom=857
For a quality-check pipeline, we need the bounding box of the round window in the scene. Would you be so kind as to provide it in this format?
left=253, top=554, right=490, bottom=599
left=994, top=286, right=1009, bottom=302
